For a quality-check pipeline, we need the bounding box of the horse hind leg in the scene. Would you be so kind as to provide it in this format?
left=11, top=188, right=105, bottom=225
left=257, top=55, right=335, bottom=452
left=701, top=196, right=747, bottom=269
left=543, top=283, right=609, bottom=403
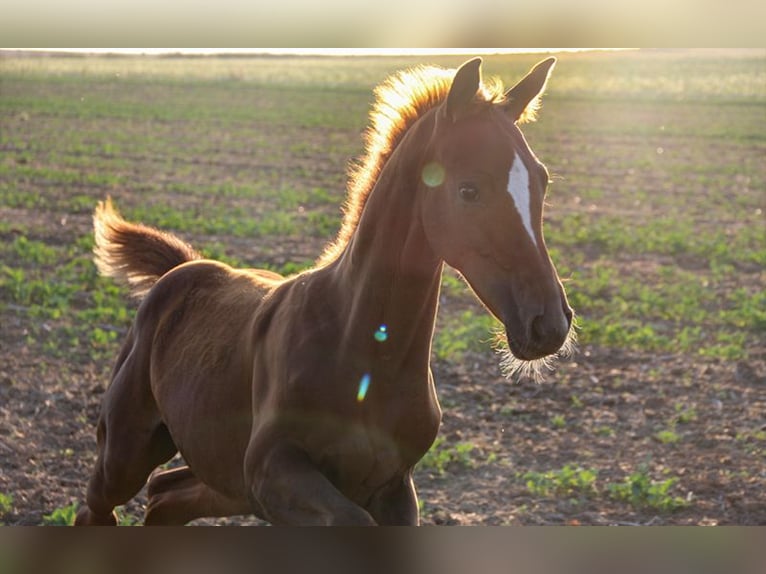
left=75, top=422, right=177, bottom=525
left=75, top=344, right=178, bottom=526
left=145, top=466, right=251, bottom=525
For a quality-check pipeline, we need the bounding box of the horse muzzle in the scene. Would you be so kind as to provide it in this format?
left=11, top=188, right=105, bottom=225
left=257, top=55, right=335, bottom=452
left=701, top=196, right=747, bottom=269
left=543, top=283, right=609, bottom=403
left=505, top=301, right=573, bottom=361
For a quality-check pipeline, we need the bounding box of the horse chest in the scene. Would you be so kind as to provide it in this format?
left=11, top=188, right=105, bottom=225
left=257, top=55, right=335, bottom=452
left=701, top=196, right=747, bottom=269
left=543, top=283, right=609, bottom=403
left=320, top=384, right=440, bottom=499
left=324, top=430, right=401, bottom=489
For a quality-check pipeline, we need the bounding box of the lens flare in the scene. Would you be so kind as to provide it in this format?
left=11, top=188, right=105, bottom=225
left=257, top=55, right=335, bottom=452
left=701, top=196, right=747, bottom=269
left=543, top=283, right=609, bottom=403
left=421, top=162, right=445, bottom=187
left=374, top=324, right=388, bottom=342
left=356, top=373, right=371, bottom=402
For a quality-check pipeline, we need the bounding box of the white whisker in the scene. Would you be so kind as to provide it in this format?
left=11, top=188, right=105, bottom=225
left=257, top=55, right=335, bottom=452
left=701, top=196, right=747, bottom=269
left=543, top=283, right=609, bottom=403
left=492, top=315, right=579, bottom=383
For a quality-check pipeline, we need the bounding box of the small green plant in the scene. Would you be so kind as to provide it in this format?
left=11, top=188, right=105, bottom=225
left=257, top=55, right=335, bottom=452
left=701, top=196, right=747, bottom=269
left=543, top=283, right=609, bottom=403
left=606, top=467, right=688, bottom=511
left=40, top=503, right=139, bottom=526
left=595, top=425, right=615, bottom=437
left=550, top=414, right=566, bottom=429
left=451, top=442, right=477, bottom=467
left=736, top=429, right=766, bottom=443
left=655, top=429, right=681, bottom=444
left=674, top=403, right=698, bottom=424
left=417, top=437, right=477, bottom=475
left=115, top=506, right=140, bottom=526
left=42, top=502, right=78, bottom=526
left=0, top=493, right=13, bottom=520
left=523, top=465, right=598, bottom=498
left=734, top=429, right=765, bottom=456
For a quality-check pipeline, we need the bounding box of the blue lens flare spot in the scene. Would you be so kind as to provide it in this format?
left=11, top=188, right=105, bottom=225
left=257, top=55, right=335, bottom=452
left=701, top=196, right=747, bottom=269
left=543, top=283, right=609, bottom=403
left=374, top=324, right=388, bottom=342
left=357, top=373, right=371, bottom=403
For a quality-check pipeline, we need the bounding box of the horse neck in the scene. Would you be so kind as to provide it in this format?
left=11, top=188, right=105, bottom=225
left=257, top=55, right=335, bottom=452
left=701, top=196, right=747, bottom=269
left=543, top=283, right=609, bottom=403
left=330, top=118, right=443, bottom=371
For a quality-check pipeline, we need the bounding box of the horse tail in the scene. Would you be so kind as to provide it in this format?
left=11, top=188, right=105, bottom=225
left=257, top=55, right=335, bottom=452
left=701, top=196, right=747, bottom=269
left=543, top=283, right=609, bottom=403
left=93, top=197, right=202, bottom=299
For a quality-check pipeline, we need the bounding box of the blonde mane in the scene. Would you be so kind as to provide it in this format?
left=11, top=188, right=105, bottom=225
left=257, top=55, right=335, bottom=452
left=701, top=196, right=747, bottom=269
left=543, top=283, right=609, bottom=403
left=317, top=64, right=507, bottom=266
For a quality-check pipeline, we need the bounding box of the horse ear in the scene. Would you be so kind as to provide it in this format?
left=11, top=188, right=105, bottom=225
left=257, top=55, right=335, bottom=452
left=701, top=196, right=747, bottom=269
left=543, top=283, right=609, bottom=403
left=504, top=57, right=556, bottom=123
left=445, top=57, right=482, bottom=122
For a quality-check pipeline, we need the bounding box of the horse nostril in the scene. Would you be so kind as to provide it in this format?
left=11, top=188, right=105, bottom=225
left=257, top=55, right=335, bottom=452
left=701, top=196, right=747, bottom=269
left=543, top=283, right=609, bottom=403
left=531, top=307, right=571, bottom=343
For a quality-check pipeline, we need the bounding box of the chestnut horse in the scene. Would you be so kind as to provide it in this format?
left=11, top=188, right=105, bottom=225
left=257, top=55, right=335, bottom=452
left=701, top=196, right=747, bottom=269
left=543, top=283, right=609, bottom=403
left=75, top=57, right=573, bottom=526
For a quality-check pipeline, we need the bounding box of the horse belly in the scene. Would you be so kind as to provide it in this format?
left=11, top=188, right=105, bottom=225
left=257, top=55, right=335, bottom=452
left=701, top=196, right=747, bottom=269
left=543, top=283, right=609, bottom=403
left=155, top=371, right=253, bottom=500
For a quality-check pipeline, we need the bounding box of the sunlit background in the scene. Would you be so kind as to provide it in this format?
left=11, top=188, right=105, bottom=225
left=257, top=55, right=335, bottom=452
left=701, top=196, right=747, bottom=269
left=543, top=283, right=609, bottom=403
left=12, top=48, right=623, bottom=56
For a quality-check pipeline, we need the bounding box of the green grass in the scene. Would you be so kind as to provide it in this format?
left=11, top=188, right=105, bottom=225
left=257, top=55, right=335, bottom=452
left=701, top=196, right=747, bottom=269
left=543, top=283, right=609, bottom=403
left=550, top=414, right=567, bottom=429
left=521, top=464, right=690, bottom=513
left=595, top=426, right=615, bottom=438
left=0, top=234, right=133, bottom=360
left=606, top=467, right=689, bottom=512
left=523, top=465, right=599, bottom=498
left=40, top=502, right=139, bottom=526
left=655, top=429, right=681, bottom=444
left=433, top=309, right=500, bottom=362
left=417, top=437, right=478, bottom=476
left=673, top=404, right=698, bottom=425
left=42, top=502, right=78, bottom=526
left=560, top=257, right=764, bottom=360
left=0, top=493, right=12, bottom=523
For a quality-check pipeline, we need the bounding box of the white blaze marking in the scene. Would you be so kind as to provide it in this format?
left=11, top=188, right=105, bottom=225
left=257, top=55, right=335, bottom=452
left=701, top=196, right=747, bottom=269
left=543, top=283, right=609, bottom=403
left=507, top=155, right=537, bottom=247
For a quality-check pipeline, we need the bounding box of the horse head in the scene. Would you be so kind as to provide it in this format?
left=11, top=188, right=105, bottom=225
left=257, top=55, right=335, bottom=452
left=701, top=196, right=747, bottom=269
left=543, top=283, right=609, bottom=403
left=419, top=58, right=574, bottom=366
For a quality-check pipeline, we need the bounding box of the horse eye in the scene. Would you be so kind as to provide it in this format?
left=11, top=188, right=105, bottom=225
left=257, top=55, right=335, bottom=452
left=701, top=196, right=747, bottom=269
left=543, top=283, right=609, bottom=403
left=459, top=184, right=480, bottom=202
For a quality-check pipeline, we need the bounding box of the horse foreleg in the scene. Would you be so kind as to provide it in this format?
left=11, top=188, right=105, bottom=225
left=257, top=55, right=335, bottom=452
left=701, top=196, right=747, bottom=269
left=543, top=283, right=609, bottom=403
left=144, top=465, right=250, bottom=525
left=367, top=471, right=420, bottom=525
left=246, top=442, right=377, bottom=526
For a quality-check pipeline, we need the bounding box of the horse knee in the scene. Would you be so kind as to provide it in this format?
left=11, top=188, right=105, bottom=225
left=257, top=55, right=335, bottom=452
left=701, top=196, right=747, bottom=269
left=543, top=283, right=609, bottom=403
left=146, top=467, right=253, bottom=525
left=144, top=491, right=185, bottom=525
left=145, top=467, right=200, bottom=525
left=147, top=466, right=195, bottom=497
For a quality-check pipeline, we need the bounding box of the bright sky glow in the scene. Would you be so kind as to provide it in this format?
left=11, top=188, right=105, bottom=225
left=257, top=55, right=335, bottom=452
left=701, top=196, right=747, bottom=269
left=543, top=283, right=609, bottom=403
left=16, top=48, right=621, bottom=57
